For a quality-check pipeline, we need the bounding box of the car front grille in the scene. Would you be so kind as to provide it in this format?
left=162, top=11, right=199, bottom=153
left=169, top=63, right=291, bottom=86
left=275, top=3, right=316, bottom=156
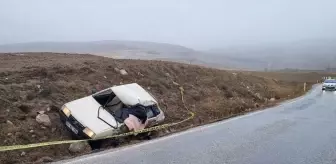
left=68, top=115, right=85, bottom=130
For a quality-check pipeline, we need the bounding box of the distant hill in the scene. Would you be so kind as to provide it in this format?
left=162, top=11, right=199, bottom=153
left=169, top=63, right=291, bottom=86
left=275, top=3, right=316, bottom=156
left=0, top=40, right=201, bottom=61
left=208, top=39, right=336, bottom=71
left=0, top=40, right=236, bottom=69
left=0, top=39, right=335, bottom=71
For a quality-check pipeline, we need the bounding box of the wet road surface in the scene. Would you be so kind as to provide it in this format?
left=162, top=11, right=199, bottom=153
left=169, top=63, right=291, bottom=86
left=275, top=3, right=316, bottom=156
left=59, top=85, right=336, bottom=164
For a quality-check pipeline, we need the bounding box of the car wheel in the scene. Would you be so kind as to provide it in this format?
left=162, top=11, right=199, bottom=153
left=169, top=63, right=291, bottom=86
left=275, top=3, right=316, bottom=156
left=88, top=140, right=103, bottom=150
left=137, top=131, right=159, bottom=140
left=136, top=132, right=152, bottom=140
left=89, top=138, right=120, bottom=150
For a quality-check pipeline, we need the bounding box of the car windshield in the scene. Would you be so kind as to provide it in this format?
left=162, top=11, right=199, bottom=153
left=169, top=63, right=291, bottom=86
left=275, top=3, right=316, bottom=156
left=92, top=89, right=114, bottom=106
left=324, top=79, right=336, bottom=83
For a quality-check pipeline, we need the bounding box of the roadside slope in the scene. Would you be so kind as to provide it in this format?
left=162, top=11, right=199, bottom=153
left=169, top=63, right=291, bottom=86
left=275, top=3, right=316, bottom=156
left=0, top=53, right=322, bottom=163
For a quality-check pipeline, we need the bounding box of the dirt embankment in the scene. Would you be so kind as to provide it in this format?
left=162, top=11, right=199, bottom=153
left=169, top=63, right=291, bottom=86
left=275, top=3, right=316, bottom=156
left=0, top=53, right=324, bottom=163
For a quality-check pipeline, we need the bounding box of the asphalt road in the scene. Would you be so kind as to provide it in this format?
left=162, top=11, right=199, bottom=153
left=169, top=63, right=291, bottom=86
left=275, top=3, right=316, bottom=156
left=59, top=85, right=336, bottom=164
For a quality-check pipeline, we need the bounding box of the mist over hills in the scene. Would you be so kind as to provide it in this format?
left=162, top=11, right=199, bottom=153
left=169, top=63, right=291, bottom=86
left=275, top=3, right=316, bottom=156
left=0, top=40, right=197, bottom=59
left=209, top=39, right=336, bottom=71
left=0, top=39, right=335, bottom=71
left=0, top=40, right=206, bottom=66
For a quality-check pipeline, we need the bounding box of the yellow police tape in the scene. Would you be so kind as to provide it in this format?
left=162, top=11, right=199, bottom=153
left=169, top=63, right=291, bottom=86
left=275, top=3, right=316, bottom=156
left=0, top=86, right=195, bottom=152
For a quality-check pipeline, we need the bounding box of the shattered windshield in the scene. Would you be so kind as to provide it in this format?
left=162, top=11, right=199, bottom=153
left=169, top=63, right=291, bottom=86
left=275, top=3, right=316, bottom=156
left=93, top=89, right=114, bottom=106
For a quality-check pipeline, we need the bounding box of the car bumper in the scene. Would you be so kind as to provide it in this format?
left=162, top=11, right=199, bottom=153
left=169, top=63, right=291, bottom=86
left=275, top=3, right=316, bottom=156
left=323, top=87, right=336, bottom=91
left=59, top=110, right=90, bottom=139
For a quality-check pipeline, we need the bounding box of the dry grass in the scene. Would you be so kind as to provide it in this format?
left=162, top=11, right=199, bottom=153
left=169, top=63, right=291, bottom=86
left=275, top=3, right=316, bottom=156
left=0, top=53, right=328, bottom=163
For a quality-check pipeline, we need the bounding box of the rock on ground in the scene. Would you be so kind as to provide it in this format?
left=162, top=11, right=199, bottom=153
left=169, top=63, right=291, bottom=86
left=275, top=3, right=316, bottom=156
left=68, top=141, right=91, bottom=153
left=20, top=152, right=26, bottom=156
left=36, top=114, right=51, bottom=127
left=119, top=69, right=128, bottom=75
left=6, top=120, right=14, bottom=126
left=173, top=81, right=179, bottom=86
left=254, top=93, right=263, bottom=100
left=51, top=128, right=56, bottom=133
left=35, top=156, right=53, bottom=163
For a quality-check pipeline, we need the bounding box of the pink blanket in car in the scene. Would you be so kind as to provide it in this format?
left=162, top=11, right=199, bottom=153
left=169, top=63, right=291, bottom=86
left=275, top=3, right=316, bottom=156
left=124, top=114, right=148, bottom=131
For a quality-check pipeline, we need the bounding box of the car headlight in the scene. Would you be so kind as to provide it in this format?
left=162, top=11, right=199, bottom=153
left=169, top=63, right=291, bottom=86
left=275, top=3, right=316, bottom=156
left=62, top=106, right=71, bottom=117
left=83, top=127, right=96, bottom=138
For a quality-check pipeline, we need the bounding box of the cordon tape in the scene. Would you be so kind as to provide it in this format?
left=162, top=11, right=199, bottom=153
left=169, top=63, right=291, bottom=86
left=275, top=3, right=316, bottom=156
left=0, top=85, right=195, bottom=152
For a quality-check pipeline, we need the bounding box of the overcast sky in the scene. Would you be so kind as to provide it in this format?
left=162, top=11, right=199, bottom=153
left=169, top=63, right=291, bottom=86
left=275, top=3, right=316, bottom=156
left=0, top=0, right=336, bottom=49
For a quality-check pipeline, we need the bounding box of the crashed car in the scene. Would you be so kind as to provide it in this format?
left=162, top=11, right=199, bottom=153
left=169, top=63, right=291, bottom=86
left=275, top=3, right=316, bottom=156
left=322, top=79, right=336, bottom=91
left=59, top=83, right=165, bottom=139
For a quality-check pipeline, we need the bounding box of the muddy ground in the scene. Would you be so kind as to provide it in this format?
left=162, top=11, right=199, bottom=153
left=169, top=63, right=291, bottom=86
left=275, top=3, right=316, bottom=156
left=0, top=53, right=327, bottom=163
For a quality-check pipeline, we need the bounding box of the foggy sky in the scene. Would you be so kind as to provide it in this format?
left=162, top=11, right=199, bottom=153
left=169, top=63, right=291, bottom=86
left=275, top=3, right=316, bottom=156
left=1, top=0, right=336, bottom=49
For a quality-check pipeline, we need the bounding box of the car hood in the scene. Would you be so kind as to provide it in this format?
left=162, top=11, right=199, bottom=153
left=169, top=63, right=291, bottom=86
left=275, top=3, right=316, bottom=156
left=65, top=96, right=118, bottom=134
left=323, top=83, right=336, bottom=86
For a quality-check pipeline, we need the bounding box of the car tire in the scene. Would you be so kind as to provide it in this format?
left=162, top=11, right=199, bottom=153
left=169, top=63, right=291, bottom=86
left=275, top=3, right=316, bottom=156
left=137, top=131, right=159, bottom=140
left=88, top=140, right=103, bottom=150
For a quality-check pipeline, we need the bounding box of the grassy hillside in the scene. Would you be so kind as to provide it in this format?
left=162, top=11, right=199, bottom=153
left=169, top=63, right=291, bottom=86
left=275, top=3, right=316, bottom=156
left=0, top=53, right=326, bottom=163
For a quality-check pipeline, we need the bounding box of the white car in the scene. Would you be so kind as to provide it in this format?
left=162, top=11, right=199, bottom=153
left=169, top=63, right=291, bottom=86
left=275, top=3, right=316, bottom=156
left=59, top=83, right=165, bottom=139
left=322, top=79, right=336, bottom=91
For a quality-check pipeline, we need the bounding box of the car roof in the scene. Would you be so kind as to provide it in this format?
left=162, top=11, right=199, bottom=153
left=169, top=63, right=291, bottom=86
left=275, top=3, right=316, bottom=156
left=111, top=83, right=157, bottom=106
